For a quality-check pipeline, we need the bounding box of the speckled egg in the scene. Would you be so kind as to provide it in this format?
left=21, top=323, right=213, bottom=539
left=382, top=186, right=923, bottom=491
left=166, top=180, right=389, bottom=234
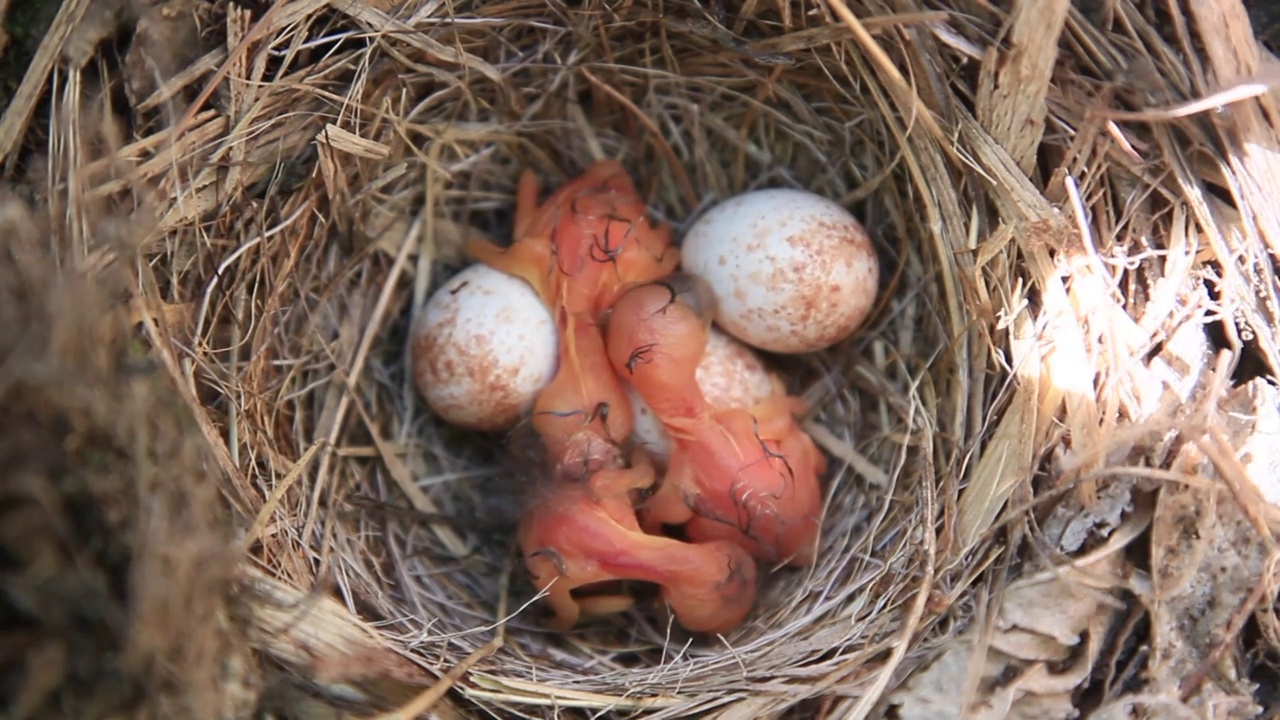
left=409, top=263, right=558, bottom=432
left=629, top=328, right=782, bottom=461
left=696, top=327, right=782, bottom=409
left=679, top=188, right=879, bottom=354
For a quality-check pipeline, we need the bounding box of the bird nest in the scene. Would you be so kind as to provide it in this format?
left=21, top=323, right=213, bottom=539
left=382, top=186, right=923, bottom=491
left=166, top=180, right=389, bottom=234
left=5, top=0, right=1280, bottom=718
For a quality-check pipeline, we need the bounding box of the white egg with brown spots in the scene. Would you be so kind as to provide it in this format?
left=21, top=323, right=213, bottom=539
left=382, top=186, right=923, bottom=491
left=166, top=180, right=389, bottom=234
left=695, top=327, right=783, bottom=408
left=409, top=263, right=558, bottom=432
left=629, top=328, right=783, bottom=462
left=679, top=188, right=879, bottom=354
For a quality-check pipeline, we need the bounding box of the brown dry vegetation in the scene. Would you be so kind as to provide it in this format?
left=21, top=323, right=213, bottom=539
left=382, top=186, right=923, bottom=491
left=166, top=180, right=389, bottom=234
left=0, top=196, right=258, bottom=717
left=4, top=0, right=1280, bottom=719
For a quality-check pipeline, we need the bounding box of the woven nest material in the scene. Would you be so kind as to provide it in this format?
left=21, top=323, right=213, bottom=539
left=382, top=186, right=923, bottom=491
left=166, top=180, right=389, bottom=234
left=6, top=0, right=1280, bottom=718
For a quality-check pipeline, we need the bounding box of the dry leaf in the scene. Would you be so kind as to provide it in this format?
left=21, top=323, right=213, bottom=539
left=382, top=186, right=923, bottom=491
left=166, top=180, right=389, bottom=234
left=1043, top=478, right=1135, bottom=554
left=1145, top=428, right=1268, bottom=718
left=889, top=551, right=1126, bottom=720
left=1226, top=379, right=1280, bottom=508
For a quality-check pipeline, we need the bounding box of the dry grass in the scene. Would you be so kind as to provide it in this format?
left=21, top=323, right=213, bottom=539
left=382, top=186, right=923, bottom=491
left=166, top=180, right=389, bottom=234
left=5, top=0, right=1280, bottom=717
left=0, top=194, right=259, bottom=718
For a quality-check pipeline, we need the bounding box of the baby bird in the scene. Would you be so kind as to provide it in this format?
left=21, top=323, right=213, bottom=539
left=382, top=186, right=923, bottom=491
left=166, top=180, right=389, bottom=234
left=518, top=450, right=759, bottom=634
left=604, top=274, right=826, bottom=566
left=468, top=161, right=680, bottom=472
left=469, top=160, right=680, bottom=320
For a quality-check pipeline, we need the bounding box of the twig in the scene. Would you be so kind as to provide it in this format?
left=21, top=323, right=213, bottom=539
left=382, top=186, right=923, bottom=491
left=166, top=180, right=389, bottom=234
left=845, top=414, right=937, bottom=720
left=134, top=261, right=255, bottom=519
left=364, top=636, right=504, bottom=720
left=240, top=440, right=324, bottom=554
left=0, top=0, right=91, bottom=171
left=1088, top=67, right=1280, bottom=122
left=579, top=67, right=699, bottom=212
left=302, top=210, right=423, bottom=541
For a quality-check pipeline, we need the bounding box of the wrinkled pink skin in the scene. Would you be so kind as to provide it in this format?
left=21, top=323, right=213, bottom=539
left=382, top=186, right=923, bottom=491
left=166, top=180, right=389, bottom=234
left=604, top=275, right=827, bottom=566
left=517, top=451, right=758, bottom=635
left=471, top=160, right=680, bottom=321
left=468, top=160, right=680, bottom=473
left=472, top=163, right=760, bottom=632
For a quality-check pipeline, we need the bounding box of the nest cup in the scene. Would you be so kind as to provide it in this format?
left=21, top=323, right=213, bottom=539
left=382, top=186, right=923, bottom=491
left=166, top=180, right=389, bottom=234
left=21, top=0, right=1280, bottom=716
left=337, top=4, right=933, bottom=705
left=201, top=2, right=952, bottom=713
